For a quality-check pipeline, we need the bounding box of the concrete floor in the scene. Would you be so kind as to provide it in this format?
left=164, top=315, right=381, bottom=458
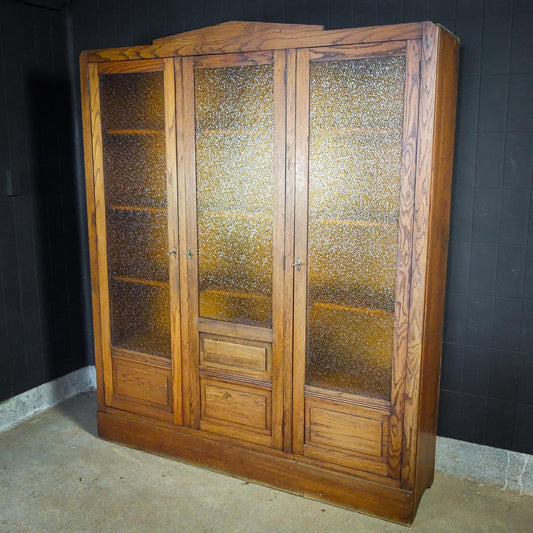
left=1, top=393, right=532, bottom=533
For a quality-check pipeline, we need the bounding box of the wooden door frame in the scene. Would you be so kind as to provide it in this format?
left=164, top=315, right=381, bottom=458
left=177, top=51, right=288, bottom=449
left=291, top=42, right=421, bottom=479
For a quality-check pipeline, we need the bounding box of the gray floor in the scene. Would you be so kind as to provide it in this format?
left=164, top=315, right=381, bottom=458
left=1, top=393, right=532, bottom=533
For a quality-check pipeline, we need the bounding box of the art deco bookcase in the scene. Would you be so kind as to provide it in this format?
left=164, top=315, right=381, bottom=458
left=80, top=21, right=458, bottom=524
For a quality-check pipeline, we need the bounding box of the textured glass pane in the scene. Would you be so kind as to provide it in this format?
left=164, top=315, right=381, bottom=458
left=195, top=64, right=274, bottom=327
left=99, top=71, right=170, bottom=358
left=103, top=134, right=166, bottom=209
left=306, top=56, right=406, bottom=399
left=107, top=209, right=168, bottom=282
left=100, top=72, right=164, bottom=131
left=109, top=280, right=170, bottom=358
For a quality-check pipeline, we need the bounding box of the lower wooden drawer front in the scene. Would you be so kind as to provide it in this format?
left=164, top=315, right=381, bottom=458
left=304, top=394, right=390, bottom=476
left=111, top=354, right=172, bottom=421
left=200, top=377, right=272, bottom=447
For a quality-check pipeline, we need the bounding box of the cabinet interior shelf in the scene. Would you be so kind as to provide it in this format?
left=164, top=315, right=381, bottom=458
left=112, top=275, right=169, bottom=288
left=198, top=210, right=272, bottom=221
left=109, top=204, right=166, bottom=214
left=201, top=288, right=271, bottom=301
left=313, top=126, right=394, bottom=135
left=201, top=288, right=389, bottom=316
left=311, top=301, right=392, bottom=316
left=105, top=129, right=164, bottom=135
left=313, top=217, right=397, bottom=229
left=197, top=128, right=271, bottom=136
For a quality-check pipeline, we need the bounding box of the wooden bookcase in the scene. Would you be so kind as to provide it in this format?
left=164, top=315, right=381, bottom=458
left=80, top=21, right=459, bottom=524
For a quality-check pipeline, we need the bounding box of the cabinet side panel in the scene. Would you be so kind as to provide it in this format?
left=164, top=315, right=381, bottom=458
left=80, top=53, right=104, bottom=408
left=413, top=26, right=459, bottom=511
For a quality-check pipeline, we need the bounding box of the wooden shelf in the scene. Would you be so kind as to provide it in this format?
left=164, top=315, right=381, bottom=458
left=112, top=275, right=169, bottom=288
left=312, top=126, right=394, bottom=135
left=105, top=128, right=164, bottom=135
left=197, top=128, right=270, bottom=135
left=311, top=300, right=393, bottom=316
left=201, top=288, right=271, bottom=301
left=312, top=217, right=397, bottom=229
left=198, top=210, right=272, bottom=221
left=109, top=204, right=166, bottom=214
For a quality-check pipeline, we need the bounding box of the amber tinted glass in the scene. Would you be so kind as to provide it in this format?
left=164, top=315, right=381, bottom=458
left=194, top=64, right=274, bottom=327
left=305, top=56, right=406, bottom=399
left=99, top=71, right=170, bottom=358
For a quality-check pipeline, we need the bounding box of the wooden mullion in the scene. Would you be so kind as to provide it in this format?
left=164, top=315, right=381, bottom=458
left=164, top=57, right=181, bottom=425
left=271, top=49, right=287, bottom=451
left=176, top=56, right=201, bottom=428
left=282, top=48, right=297, bottom=453
left=292, top=48, right=310, bottom=455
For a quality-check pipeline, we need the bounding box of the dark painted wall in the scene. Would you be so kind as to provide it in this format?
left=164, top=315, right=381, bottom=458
left=0, top=0, right=90, bottom=401
left=1, top=0, right=531, bottom=455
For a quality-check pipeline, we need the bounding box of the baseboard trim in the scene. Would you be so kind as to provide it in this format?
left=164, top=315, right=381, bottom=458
left=0, top=366, right=96, bottom=433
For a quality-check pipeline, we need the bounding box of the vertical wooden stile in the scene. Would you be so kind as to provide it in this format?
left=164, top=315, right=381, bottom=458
left=388, top=39, right=421, bottom=480
left=175, top=57, right=200, bottom=427
left=283, top=48, right=297, bottom=453
left=88, top=62, right=113, bottom=407
left=80, top=53, right=105, bottom=409
left=272, top=49, right=287, bottom=450
left=401, top=22, right=439, bottom=491
left=164, top=58, right=182, bottom=425
left=292, top=47, right=310, bottom=455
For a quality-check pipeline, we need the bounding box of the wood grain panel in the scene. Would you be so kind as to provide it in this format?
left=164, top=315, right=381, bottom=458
left=307, top=407, right=383, bottom=457
left=309, top=41, right=406, bottom=62
left=163, top=57, right=182, bottom=426
left=282, top=47, right=297, bottom=453
left=80, top=52, right=105, bottom=409
left=200, top=335, right=271, bottom=373
left=292, top=47, right=310, bottom=455
left=111, top=354, right=172, bottom=423
left=388, top=38, right=421, bottom=480
left=86, top=22, right=423, bottom=62
left=192, top=51, right=274, bottom=68
left=202, top=380, right=271, bottom=431
left=197, top=317, right=273, bottom=342
left=97, top=59, right=164, bottom=74
left=412, top=25, right=459, bottom=513
left=88, top=62, right=113, bottom=407
left=271, top=48, right=288, bottom=451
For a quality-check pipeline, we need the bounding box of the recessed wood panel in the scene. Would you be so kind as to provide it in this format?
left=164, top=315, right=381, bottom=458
left=112, top=356, right=172, bottom=413
left=304, top=393, right=390, bottom=475
left=200, top=335, right=271, bottom=374
left=201, top=379, right=271, bottom=432
left=307, top=406, right=383, bottom=457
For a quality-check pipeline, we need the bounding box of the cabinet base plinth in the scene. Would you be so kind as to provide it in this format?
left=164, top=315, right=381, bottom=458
left=97, top=409, right=415, bottom=525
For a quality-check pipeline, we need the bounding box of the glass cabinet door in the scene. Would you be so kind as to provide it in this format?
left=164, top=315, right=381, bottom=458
left=90, top=59, right=178, bottom=420
left=293, top=44, right=417, bottom=473
left=179, top=51, right=285, bottom=446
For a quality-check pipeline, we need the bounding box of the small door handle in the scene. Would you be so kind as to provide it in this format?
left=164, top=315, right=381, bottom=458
left=183, top=249, right=193, bottom=259
left=292, top=257, right=302, bottom=271
left=166, top=248, right=177, bottom=256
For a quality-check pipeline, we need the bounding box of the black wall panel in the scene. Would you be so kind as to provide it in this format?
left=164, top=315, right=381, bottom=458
left=0, top=0, right=90, bottom=401
left=2, top=0, right=531, bottom=455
